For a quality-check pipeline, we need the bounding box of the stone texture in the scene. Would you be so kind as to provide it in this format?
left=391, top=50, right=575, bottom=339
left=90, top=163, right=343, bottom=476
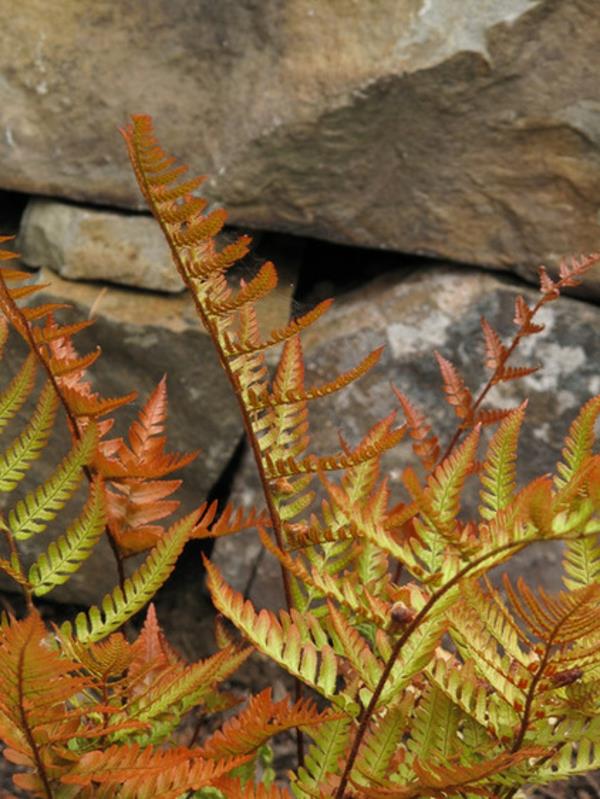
left=2, top=1, right=600, bottom=284
left=18, top=199, right=182, bottom=293
left=215, top=263, right=600, bottom=606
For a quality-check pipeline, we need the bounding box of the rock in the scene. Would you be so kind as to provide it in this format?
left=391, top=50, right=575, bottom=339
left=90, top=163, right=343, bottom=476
left=215, top=263, right=600, bottom=605
left=18, top=199, right=182, bottom=293
left=2, top=2, right=600, bottom=285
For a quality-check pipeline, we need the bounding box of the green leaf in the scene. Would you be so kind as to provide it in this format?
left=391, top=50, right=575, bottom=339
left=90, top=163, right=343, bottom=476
left=479, top=404, right=526, bottom=520
left=0, top=382, right=57, bottom=493
left=8, top=423, right=98, bottom=540
left=0, top=353, right=37, bottom=435
left=62, top=511, right=196, bottom=643
left=29, top=478, right=106, bottom=596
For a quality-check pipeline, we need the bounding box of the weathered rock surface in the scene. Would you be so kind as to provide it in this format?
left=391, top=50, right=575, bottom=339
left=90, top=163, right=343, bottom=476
left=18, top=199, right=181, bottom=293
left=214, top=263, right=600, bottom=607
left=2, top=1, right=600, bottom=283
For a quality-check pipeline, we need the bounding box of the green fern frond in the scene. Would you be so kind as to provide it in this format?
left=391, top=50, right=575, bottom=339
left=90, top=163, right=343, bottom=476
left=0, top=382, right=57, bottom=492
left=408, top=684, right=460, bottom=761
left=205, top=558, right=353, bottom=712
left=0, top=352, right=37, bottom=434
left=563, top=534, right=600, bottom=589
left=555, top=395, right=600, bottom=490
left=28, top=478, right=107, bottom=596
left=8, top=421, right=98, bottom=540
left=427, top=426, right=480, bottom=528
left=291, top=715, right=353, bottom=798
left=62, top=511, right=197, bottom=643
left=353, top=704, right=411, bottom=786
left=479, top=403, right=527, bottom=520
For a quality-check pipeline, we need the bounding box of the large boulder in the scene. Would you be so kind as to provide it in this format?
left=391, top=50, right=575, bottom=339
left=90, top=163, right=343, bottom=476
left=2, top=1, right=600, bottom=283
left=18, top=199, right=182, bottom=293
left=213, top=262, right=600, bottom=608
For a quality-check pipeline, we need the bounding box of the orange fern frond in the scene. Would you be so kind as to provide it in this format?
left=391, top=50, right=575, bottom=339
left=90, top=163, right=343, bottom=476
left=60, top=743, right=248, bottom=796
left=199, top=688, right=332, bottom=759
left=434, top=351, right=473, bottom=423
left=392, top=387, right=440, bottom=470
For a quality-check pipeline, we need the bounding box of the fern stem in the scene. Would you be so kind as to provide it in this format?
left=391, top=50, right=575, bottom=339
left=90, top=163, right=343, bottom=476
left=0, top=273, right=126, bottom=588
left=437, top=279, right=574, bottom=466
left=334, top=538, right=531, bottom=798
left=132, top=162, right=306, bottom=767
left=0, top=523, right=34, bottom=612
left=17, top=622, right=54, bottom=798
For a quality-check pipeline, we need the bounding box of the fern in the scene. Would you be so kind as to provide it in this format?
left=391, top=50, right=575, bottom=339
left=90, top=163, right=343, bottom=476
left=0, top=118, right=599, bottom=798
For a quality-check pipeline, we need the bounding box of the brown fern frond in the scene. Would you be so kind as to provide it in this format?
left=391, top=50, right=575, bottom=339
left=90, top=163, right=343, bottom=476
left=434, top=351, right=473, bottom=423
left=60, top=743, right=248, bottom=795
left=393, top=387, right=440, bottom=470
left=250, top=347, right=384, bottom=409
left=199, top=688, right=332, bottom=759
left=480, top=316, right=507, bottom=371
left=223, top=299, right=333, bottom=357
left=495, top=365, right=540, bottom=383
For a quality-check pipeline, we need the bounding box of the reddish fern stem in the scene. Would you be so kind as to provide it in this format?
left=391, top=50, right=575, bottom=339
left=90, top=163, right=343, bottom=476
left=129, top=138, right=305, bottom=766
left=17, top=622, right=54, bottom=799
left=0, top=272, right=127, bottom=589
left=438, top=276, right=576, bottom=466
left=0, top=525, right=34, bottom=612
left=495, top=599, right=587, bottom=799
left=334, top=538, right=533, bottom=799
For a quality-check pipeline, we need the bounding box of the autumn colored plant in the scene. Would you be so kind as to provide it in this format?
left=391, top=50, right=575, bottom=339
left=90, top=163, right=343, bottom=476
left=0, top=115, right=599, bottom=798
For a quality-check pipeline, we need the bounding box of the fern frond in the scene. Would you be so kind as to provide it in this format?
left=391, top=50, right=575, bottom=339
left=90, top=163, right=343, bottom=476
left=504, top=578, right=600, bottom=646
left=62, top=511, right=197, bottom=643
left=479, top=403, right=526, bottom=520
left=61, top=743, right=247, bottom=796
left=427, top=426, right=480, bottom=528
left=0, top=382, right=58, bottom=492
left=562, top=534, right=600, bottom=590
left=291, top=715, right=353, bottom=799
left=29, top=478, right=107, bottom=596
left=223, top=299, right=334, bottom=357
left=0, top=613, right=93, bottom=794
left=8, top=422, right=98, bottom=540
left=0, top=352, right=37, bottom=434
left=434, top=351, right=473, bottom=422
left=252, top=348, right=384, bottom=409
left=357, top=749, right=541, bottom=798
left=205, top=558, right=352, bottom=712
left=392, top=387, right=440, bottom=470
left=200, top=688, right=332, bottom=760
left=480, top=316, right=507, bottom=372
left=555, top=394, right=600, bottom=490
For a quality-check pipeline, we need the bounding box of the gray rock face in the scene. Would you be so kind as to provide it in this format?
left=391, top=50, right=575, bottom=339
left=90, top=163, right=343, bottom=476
left=0, top=267, right=243, bottom=605
left=2, top=1, right=600, bottom=282
left=214, top=263, right=600, bottom=605
left=18, top=199, right=182, bottom=293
